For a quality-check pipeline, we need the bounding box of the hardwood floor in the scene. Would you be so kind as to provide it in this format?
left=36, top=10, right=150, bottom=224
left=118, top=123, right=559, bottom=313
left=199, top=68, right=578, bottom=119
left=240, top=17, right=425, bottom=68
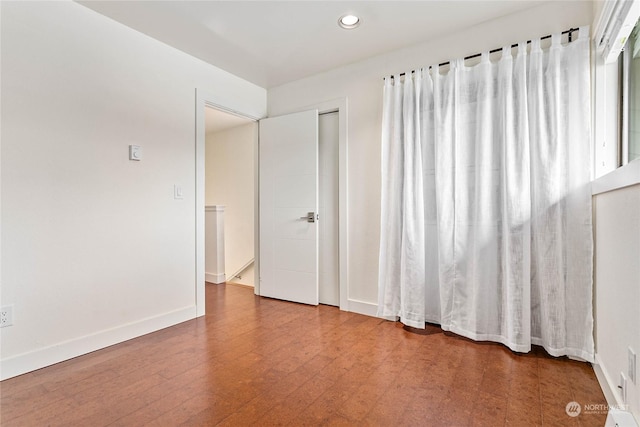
left=1, top=283, right=607, bottom=426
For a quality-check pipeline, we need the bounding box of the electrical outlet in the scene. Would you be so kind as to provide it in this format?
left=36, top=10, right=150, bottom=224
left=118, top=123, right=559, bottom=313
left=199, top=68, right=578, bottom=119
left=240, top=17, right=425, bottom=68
left=0, top=305, right=13, bottom=328
left=619, top=372, right=628, bottom=404
left=629, top=347, right=637, bottom=384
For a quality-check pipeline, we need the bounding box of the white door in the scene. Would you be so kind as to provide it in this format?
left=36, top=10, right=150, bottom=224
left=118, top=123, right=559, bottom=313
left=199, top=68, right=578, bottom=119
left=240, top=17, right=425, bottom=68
left=259, top=109, right=319, bottom=305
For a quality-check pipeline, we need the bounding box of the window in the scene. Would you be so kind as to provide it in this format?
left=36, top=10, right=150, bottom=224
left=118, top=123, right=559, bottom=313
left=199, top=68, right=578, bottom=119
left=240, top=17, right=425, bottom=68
left=592, top=0, right=640, bottom=188
left=622, top=19, right=640, bottom=165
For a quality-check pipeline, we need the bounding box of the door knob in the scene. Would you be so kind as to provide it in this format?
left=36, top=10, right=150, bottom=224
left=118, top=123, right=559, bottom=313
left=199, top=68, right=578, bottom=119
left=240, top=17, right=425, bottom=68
left=300, top=212, right=315, bottom=223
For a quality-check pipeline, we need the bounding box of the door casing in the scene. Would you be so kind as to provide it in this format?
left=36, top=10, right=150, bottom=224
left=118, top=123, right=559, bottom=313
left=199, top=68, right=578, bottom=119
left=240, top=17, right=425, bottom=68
left=195, top=92, right=348, bottom=314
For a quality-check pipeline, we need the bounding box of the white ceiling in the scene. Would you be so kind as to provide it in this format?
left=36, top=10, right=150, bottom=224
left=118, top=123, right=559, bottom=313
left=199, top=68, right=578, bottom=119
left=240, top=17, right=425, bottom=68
left=78, top=1, right=545, bottom=89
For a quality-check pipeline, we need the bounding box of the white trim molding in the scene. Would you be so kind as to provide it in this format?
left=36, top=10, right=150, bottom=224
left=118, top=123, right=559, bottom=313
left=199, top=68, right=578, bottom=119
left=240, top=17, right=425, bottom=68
left=594, top=354, right=639, bottom=426
left=594, top=353, right=621, bottom=409
left=205, top=272, right=226, bottom=284
left=594, top=0, right=640, bottom=64
left=592, top=158, right=640, bottom=195
left=0, top=306, right=195, bottom=381
left=195, top=88, right=263, bottom=316
left=348, top=298, right=378, bottom=318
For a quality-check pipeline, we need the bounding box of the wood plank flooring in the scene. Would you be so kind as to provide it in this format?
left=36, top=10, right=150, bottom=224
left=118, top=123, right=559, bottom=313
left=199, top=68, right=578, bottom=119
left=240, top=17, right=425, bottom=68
left=1, top=283, right=608, bottom=426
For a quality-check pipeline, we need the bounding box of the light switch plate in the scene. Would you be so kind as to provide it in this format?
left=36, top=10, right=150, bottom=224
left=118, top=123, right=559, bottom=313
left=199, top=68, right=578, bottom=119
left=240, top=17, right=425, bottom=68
left=174, top=184, right=184, bottom=200
left=129, top=145, right=141, bottom=161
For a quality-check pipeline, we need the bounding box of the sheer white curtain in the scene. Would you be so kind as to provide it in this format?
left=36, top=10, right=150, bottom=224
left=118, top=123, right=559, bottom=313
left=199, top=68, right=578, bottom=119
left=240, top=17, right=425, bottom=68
left=378, top=26, right=594, bottom=361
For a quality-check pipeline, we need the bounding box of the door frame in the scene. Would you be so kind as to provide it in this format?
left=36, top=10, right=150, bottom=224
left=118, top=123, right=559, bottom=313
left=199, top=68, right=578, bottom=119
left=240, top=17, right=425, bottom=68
left=196, top=92, right=348, bottom=315
left=195, top=89, right=262, bottom=316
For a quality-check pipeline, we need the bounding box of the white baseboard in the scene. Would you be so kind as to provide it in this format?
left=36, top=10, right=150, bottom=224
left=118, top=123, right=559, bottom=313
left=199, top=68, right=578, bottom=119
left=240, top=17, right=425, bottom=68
left=205, top=272, right=225, bottom=284
left=595, top=355, right=640, bottom=426
left=0, top=305, right=196, bottom=381
left=348, top=298, right=378, bottom=317
left=594, top=353, right=619, bottom=408
left=593, top=352, right=640, bottom=424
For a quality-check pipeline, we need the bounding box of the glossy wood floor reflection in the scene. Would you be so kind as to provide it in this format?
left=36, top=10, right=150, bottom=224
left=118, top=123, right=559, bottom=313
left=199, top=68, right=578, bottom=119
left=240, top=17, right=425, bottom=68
left=1, top=283, right=607, bottom=426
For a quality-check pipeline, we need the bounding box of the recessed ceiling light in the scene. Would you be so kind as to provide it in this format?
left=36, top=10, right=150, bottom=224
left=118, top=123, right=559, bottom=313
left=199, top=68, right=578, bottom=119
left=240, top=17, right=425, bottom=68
left=338, top=14, right=360, bottom=30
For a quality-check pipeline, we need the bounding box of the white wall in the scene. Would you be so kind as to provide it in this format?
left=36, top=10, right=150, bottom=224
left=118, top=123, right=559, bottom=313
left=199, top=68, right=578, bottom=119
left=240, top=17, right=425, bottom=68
left=593, top=183, right=640, bottom=421
left=268, top=1, right=593, bottom=307
left=0, top=1, right=266, bottom=379
left=205, top=122, right=257, bottom=286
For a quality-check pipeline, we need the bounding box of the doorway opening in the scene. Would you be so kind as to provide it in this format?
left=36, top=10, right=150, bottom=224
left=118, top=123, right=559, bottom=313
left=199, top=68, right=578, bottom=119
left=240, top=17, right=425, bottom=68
left=204, top=107, right=258, bottom=288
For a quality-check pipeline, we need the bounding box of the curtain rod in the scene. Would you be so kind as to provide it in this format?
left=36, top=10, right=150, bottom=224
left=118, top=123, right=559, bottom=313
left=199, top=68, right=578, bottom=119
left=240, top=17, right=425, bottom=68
left=387, top=27, right=580, bottom=80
